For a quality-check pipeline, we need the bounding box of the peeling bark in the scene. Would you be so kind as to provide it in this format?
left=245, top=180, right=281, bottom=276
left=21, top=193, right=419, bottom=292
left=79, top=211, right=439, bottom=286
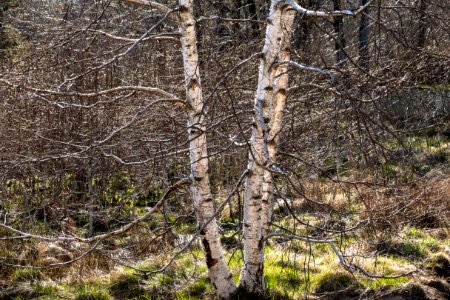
left=239, top=0, right=295, bottom=294
left=178, top=1, right=236, bottom=298
left=262, top=7, right=296, bottom=239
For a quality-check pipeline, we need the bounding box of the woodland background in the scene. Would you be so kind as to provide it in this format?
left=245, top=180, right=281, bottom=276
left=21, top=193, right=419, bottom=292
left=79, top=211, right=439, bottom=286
left=0, top=0, right=449, bottom=299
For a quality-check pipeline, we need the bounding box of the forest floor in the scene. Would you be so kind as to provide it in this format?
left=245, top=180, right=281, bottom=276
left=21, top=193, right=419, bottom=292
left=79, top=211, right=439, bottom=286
left=0, top=224, right=449, bottom=300
left=0, top=135, right=449, bottom=299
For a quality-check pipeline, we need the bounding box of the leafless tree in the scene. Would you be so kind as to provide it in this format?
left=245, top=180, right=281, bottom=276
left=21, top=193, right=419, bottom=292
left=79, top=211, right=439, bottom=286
left=0, top=0, right=448, bottom=299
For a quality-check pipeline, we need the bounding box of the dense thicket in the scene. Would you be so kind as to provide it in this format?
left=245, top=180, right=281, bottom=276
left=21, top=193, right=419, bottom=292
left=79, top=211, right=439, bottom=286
left=0, top=0, right=449, bottom=298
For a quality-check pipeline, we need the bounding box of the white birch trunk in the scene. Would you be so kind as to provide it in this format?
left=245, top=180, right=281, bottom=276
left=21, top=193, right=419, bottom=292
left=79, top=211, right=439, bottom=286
left=262, top=8, right=296, bottom=237
left=239, top=1, right=295, bottom=293
left=178, top=1, right=236, bottom=298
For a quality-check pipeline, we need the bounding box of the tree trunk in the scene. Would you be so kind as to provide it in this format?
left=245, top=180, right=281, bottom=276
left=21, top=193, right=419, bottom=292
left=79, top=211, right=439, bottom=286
left=358, top=0, right=370, bottom=70
left=333, top=0, right=347, bottom=68
left=262, top=8, right=296, bottom=238
left=0, top=1, right=7, bottom=52
left=417, top=0, right=427, bottom=48
left=178, top=1, right=236, bottom=298
left=88, top=173, right=96, bottom=238
left=293, top=0, right=320, bottom=59
left=239, top=1, right=295, bottom=294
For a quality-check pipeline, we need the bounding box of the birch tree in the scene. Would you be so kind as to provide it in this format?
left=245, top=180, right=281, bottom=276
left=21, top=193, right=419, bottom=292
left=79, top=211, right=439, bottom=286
left=178, top=0, right=236, bottom=298
left=3, top=1, right=434, bottom=299
left=238, top=1, right=296, bottom=294
left=239, top=0, right=375, bottom=295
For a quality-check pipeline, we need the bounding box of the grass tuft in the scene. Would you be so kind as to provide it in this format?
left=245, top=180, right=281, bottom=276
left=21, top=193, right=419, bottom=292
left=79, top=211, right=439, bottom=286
left=425, top=253, right=450, bottom=277
left=109, top=273, right=147, bottom=299
left=75, top=284, right=112, bottom=300
left=314, top=271, right=361, bottom=293
left=10, top=268, right=44, bottom=283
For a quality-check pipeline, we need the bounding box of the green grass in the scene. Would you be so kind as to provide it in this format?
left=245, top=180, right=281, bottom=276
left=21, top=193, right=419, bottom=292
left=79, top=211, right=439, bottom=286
left=32, top=283, right=61, bottom=298
left=109, top=273, right=145, bottom=298
left=75, top=284, right=112, bottom=300
left=10, top=268, right=44, bottom=283
left=314, top=271, right=361, bottom=293
left=175, top=277, right=212, bottom=299
left=3, top=191, right=446, bottom=300
left=1, top=281, right=60, bottom=300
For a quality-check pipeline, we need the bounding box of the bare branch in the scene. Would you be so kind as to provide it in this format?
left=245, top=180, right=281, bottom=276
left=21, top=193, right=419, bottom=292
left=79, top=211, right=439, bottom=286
left=197, top=16, right=265, bottom=24
left=276, top=60, right=336, bottom=80
left=285, top=0, right=375, bottom=18
left=0, top=79, right=183, bottom=102
left=122, top=0, right=171, bottom=14
left=88, top=29, right=180, bottom=43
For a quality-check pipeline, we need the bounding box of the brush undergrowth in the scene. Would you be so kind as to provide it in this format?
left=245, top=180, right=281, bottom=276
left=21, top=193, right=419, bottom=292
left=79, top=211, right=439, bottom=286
left=1, top=134, right=448, bottom=299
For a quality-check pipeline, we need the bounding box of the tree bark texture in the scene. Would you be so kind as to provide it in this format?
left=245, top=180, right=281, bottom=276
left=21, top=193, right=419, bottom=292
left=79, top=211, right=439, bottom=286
left=263, top=7, right=296, bottom=239
left=239, top=0, right=295, bottom=294
left=178, top=1, right=236, bottom=298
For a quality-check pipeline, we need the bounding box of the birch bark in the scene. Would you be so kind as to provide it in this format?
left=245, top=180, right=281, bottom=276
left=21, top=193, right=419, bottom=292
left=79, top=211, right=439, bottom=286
left=262, top=7, right=296, bottom=240
left=178, top=1, right=236, bottom=298
left=239, top=0, right=295, bottom=293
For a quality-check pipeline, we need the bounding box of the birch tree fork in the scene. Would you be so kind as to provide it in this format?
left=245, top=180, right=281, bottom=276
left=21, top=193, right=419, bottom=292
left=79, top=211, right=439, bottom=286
left=239, top=1, right=295, bottom=294
left=262, top=5, right=296, bottom=246
left=239, top=0, right=375, bottom=294
left=178, top=0, right=237, bottom=298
